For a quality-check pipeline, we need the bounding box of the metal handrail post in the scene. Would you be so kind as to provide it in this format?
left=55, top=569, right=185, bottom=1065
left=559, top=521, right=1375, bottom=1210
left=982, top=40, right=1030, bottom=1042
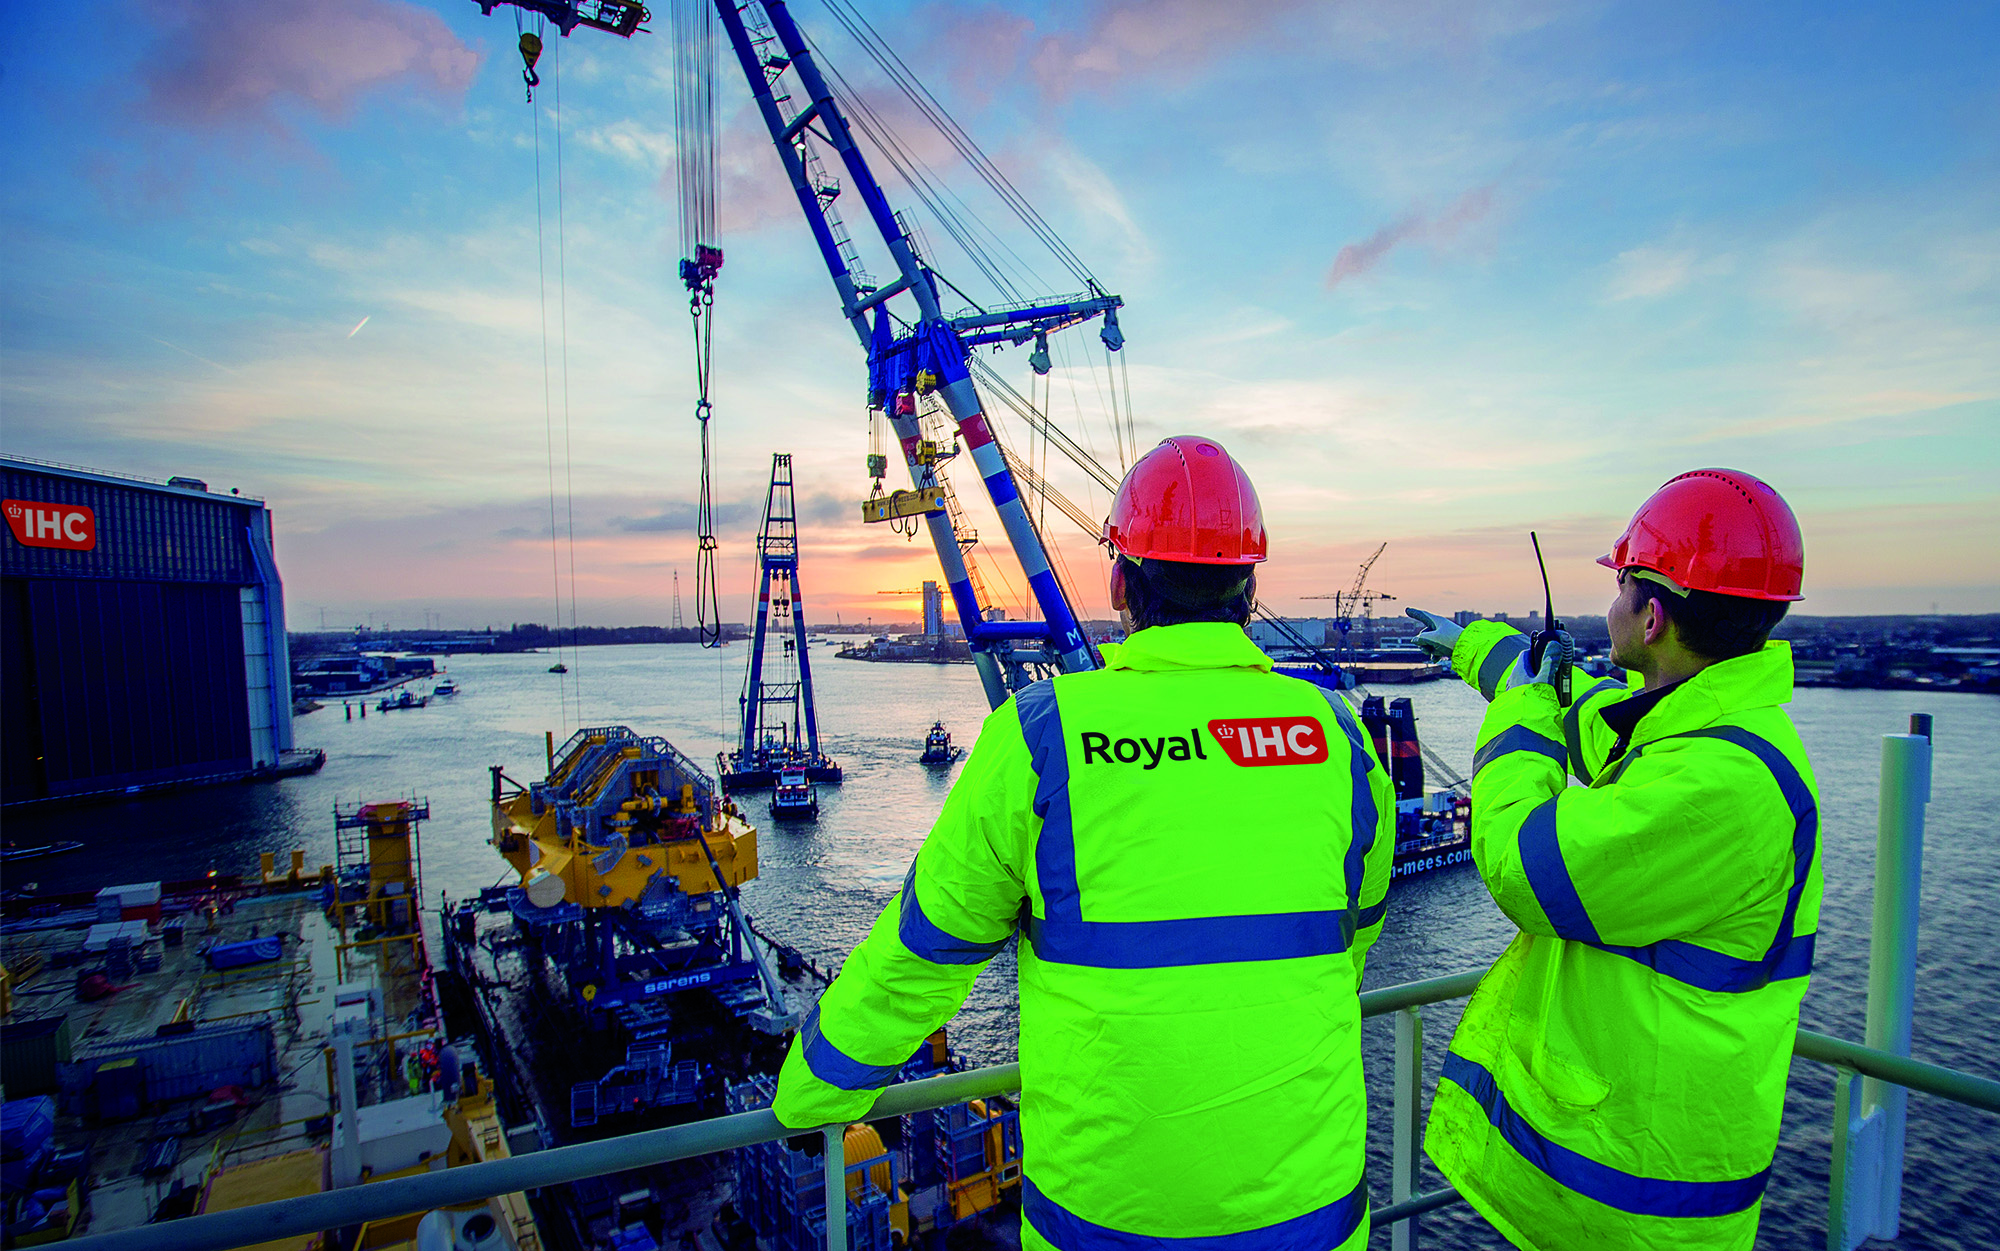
left=823, top=1125, right=848, bottom=1251
left=1834, top=714, right=1933, bottom=1249
left=1826, top=1066, right=1862, bottom=1251
left=1390, top=1007, right=1424, bottom=1251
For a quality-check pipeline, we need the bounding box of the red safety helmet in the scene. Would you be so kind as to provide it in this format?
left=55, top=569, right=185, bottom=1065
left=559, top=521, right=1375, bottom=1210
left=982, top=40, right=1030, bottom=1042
left=1103, top=436, right=1267, bottom=565
left=1598, top=468, right=1804, bottom=601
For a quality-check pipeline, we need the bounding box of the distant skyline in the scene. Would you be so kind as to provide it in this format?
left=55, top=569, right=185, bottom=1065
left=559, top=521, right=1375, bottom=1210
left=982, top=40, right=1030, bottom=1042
left=3, top=0, right=1996, bottom=630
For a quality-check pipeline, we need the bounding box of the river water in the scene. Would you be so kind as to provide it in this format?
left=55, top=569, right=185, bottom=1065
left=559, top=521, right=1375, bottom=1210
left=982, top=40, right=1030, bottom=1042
left=13, top=644, right=1997, bottom=1249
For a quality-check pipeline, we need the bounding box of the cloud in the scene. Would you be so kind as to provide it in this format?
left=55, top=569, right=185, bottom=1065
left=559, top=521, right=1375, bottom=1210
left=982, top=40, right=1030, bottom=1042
left=133, top=0, right=480, bottom=133
left=609, top=491, right=848, bottom=534
left=1326, top=184, right=1497, bottom=290
left=1028, top=1, right=1299, bottom=102
left=580, top=120, right=677, bottom=167
left=1040, top=142, right=1154, bottom=269
left=923, top=0, right=1571, bottom=106
left=1604, top=244, right=1735, bottom=301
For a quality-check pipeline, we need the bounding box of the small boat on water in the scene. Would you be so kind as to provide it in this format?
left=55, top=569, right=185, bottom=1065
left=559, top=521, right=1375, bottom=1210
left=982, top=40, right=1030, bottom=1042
left=770, top=767, right=819, bottom=821
left=1, top=840, right=83, bottom=863
left=548, top=662, right=569, bottom=673
left=919, top=721, right=964, bottom=766
left=376, top=689, right=429, bottom=712
left=432, top=677, right=459, bottom=697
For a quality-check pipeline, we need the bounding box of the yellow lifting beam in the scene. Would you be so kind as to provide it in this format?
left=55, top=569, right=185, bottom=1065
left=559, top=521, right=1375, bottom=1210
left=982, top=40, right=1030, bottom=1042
left=862, top=487, right=946, bottom=524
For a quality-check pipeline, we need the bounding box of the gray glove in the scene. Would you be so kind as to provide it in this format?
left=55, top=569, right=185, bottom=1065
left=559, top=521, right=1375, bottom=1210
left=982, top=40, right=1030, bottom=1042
left=1405, top=608, right=1462, bottom=661
left=1515, top=637, right=1567, bottom=692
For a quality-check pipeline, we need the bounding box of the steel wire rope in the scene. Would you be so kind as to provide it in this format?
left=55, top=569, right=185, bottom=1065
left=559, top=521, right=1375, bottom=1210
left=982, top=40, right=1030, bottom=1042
left=814, top=0, right=1097, bottom=288
left=805, top=20, right=1079, bottom=309
left=967, top=356, right=1118, bottom=493
left=1049, top=335, right=1108, bottom=486
left=675, top=0, right=724, bottom=648
left=528, top=15, right=571, bottom=735
left=811, top=52, right=1030, bottom=303
left=553, top=35, right=583, bottom=720
left=1069, top=334, right=1123, bottom=473
left=810, top=8, right=1125, bottom=642
left=1115, top=344, right=1139, bottom=468
left=793, top=18, right=1060, bottom=306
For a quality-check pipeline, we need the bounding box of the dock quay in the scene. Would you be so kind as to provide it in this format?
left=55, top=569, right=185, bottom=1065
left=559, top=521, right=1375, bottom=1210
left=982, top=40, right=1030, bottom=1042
left=1, top=803, right=540, bottom=1251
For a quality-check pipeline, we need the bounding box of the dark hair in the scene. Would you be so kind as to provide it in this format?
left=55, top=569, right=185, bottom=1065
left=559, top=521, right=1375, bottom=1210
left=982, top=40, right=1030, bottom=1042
left=1625, top=574, right=1789, bottom=661
left=1123, top=557, right=1255, bottom=631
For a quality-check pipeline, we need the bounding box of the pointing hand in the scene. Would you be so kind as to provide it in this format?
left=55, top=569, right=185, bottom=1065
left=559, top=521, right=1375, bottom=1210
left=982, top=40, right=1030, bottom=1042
left=1404, top=608, right=1461, bottom=661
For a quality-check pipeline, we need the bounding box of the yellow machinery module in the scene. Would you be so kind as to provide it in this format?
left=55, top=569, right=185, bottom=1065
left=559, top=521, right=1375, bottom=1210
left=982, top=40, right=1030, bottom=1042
left=491, top=727, right=757, bottom=910
left=484, top=726, right=796, bottom=1034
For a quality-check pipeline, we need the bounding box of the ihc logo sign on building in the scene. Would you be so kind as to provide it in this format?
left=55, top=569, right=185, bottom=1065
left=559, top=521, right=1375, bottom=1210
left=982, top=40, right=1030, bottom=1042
left=4, top=500, right=97, bottom=551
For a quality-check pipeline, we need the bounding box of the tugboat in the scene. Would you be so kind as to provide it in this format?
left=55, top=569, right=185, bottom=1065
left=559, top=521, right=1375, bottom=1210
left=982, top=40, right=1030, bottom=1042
left=919, top=721, right=964, bottom=766
left=376, top=689, right=429, bottom=712
left=770, top=767, right=819, bottom=821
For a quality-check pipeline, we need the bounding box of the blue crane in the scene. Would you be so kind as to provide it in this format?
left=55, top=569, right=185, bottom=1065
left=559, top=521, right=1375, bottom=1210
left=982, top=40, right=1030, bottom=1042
left=471, top=0, right=1127, bottom=707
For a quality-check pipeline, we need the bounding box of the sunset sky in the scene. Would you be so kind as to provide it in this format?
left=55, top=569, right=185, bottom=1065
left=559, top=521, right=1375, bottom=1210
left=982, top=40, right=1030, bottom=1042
left=3, top=0, right=1996, bottom=630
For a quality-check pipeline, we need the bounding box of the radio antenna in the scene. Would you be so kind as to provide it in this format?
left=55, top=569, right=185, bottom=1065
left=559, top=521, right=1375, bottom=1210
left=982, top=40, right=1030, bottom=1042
left=1531, top=531, right=1560, bottom=632
left=1528, top=531, right=1572, bottom=707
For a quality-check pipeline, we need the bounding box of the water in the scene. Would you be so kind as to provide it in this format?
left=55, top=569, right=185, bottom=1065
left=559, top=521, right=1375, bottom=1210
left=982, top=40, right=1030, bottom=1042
left=13, top=646, right=1997, bottom=1249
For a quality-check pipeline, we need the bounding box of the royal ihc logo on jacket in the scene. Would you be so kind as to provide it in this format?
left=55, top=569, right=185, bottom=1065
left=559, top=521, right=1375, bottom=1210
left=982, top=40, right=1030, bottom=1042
left=1076, top=716, right=1330, bottom=769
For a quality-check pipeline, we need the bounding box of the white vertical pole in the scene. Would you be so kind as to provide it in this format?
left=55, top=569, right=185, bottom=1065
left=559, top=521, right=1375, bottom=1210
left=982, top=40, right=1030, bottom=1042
left=1827, top=1066, right=1864, bottom=1251
left=1862, top=717, right=1931, bottom=1239
left=331, top=1018, right=365, bottom=1188
left=1392, top=1007, right=1424, bottom=1251
left=823, top=1125, right=848, bottom=1251
left=1832, top=715, right=1932, bottom=1250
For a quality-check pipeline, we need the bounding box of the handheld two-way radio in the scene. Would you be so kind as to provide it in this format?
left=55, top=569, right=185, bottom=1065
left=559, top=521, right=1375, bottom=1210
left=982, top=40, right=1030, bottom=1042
left=1527, top=531, right=1574, bottom=708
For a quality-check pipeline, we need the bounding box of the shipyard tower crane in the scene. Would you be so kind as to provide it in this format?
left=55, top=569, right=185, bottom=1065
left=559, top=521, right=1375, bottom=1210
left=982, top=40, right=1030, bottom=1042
left=723, top=454, right=840, bottom=789
left=1305, top=542, right=1396, bottom=662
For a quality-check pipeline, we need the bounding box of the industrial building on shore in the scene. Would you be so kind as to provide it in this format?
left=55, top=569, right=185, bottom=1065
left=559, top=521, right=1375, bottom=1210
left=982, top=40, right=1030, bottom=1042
left=1, top=457, right=311, bottom=807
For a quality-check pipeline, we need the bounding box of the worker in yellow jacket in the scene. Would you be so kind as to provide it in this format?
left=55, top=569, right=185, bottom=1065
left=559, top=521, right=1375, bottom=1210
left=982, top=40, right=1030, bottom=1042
left=771, top=436, right=1396, bottom=1249
left=1405, top=468, right=1819, bottom=1250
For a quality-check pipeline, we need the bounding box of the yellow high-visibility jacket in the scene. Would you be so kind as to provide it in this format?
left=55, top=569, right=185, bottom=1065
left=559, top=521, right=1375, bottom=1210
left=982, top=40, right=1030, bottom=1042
left=771, top=623, right=1396, bottom=1250
left=1429, top=623, right=1822, bottom=1251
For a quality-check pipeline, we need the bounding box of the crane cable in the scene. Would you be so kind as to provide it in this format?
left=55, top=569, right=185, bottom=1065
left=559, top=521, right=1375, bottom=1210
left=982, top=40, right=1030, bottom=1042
left=675, top=0, right=724, bottom=648
left=554, top=33, right=584, bottom=720
left=526, top=11, right=574, bottom=733
left=815, top=0, right=1096, bottom=289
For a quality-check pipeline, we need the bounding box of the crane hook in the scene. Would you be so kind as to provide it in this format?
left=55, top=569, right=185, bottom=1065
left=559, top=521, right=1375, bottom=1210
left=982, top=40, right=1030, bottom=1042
left=519, top=32, right=543, bottom=103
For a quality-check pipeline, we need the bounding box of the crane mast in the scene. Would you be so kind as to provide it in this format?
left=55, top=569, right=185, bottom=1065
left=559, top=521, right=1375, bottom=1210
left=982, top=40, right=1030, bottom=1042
left=468, top=0, right=1127, bottom=707
left=716, top=0, right=1120, bottom=705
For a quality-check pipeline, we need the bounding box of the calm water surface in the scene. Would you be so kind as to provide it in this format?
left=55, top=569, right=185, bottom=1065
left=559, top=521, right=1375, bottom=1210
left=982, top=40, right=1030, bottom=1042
left=13, top=645, right=1997, bottom=1249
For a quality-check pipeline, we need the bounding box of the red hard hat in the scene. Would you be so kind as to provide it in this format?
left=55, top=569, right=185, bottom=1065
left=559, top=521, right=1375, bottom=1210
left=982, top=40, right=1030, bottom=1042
left=1102, top=436, right=1267, bottom=565
left=1598, top=468, right=1804, bottom=601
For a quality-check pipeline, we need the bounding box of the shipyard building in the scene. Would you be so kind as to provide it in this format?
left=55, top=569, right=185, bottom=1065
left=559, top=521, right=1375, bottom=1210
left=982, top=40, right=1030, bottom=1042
left=1, top=458, right=296, bottom=806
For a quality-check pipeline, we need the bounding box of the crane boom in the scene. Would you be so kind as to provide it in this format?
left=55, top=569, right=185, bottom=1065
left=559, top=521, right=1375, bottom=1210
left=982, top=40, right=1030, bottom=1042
left=714, top=0, right=1122, bottom=706
left=467, top=0, right=1128, bottom=708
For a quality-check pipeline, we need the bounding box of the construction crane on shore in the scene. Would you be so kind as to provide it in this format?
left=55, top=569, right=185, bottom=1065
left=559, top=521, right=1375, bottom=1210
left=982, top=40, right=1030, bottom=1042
left=1305, top=542, right=1396, bottom=661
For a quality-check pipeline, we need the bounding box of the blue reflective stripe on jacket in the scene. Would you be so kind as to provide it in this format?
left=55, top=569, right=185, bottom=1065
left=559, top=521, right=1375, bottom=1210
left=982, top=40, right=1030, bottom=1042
left=1442, top=1054, right=1770, bottom=1219
left=1024, top=1175, right=1370, bottom=1251
left=770, top=623, right=1392, bottom=1249
left=1015, top=677, right=1376, bottom=969
left=1516, top=725, right=1820, bottom=993
left=1429, top=627, right=1822, bottom=1250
